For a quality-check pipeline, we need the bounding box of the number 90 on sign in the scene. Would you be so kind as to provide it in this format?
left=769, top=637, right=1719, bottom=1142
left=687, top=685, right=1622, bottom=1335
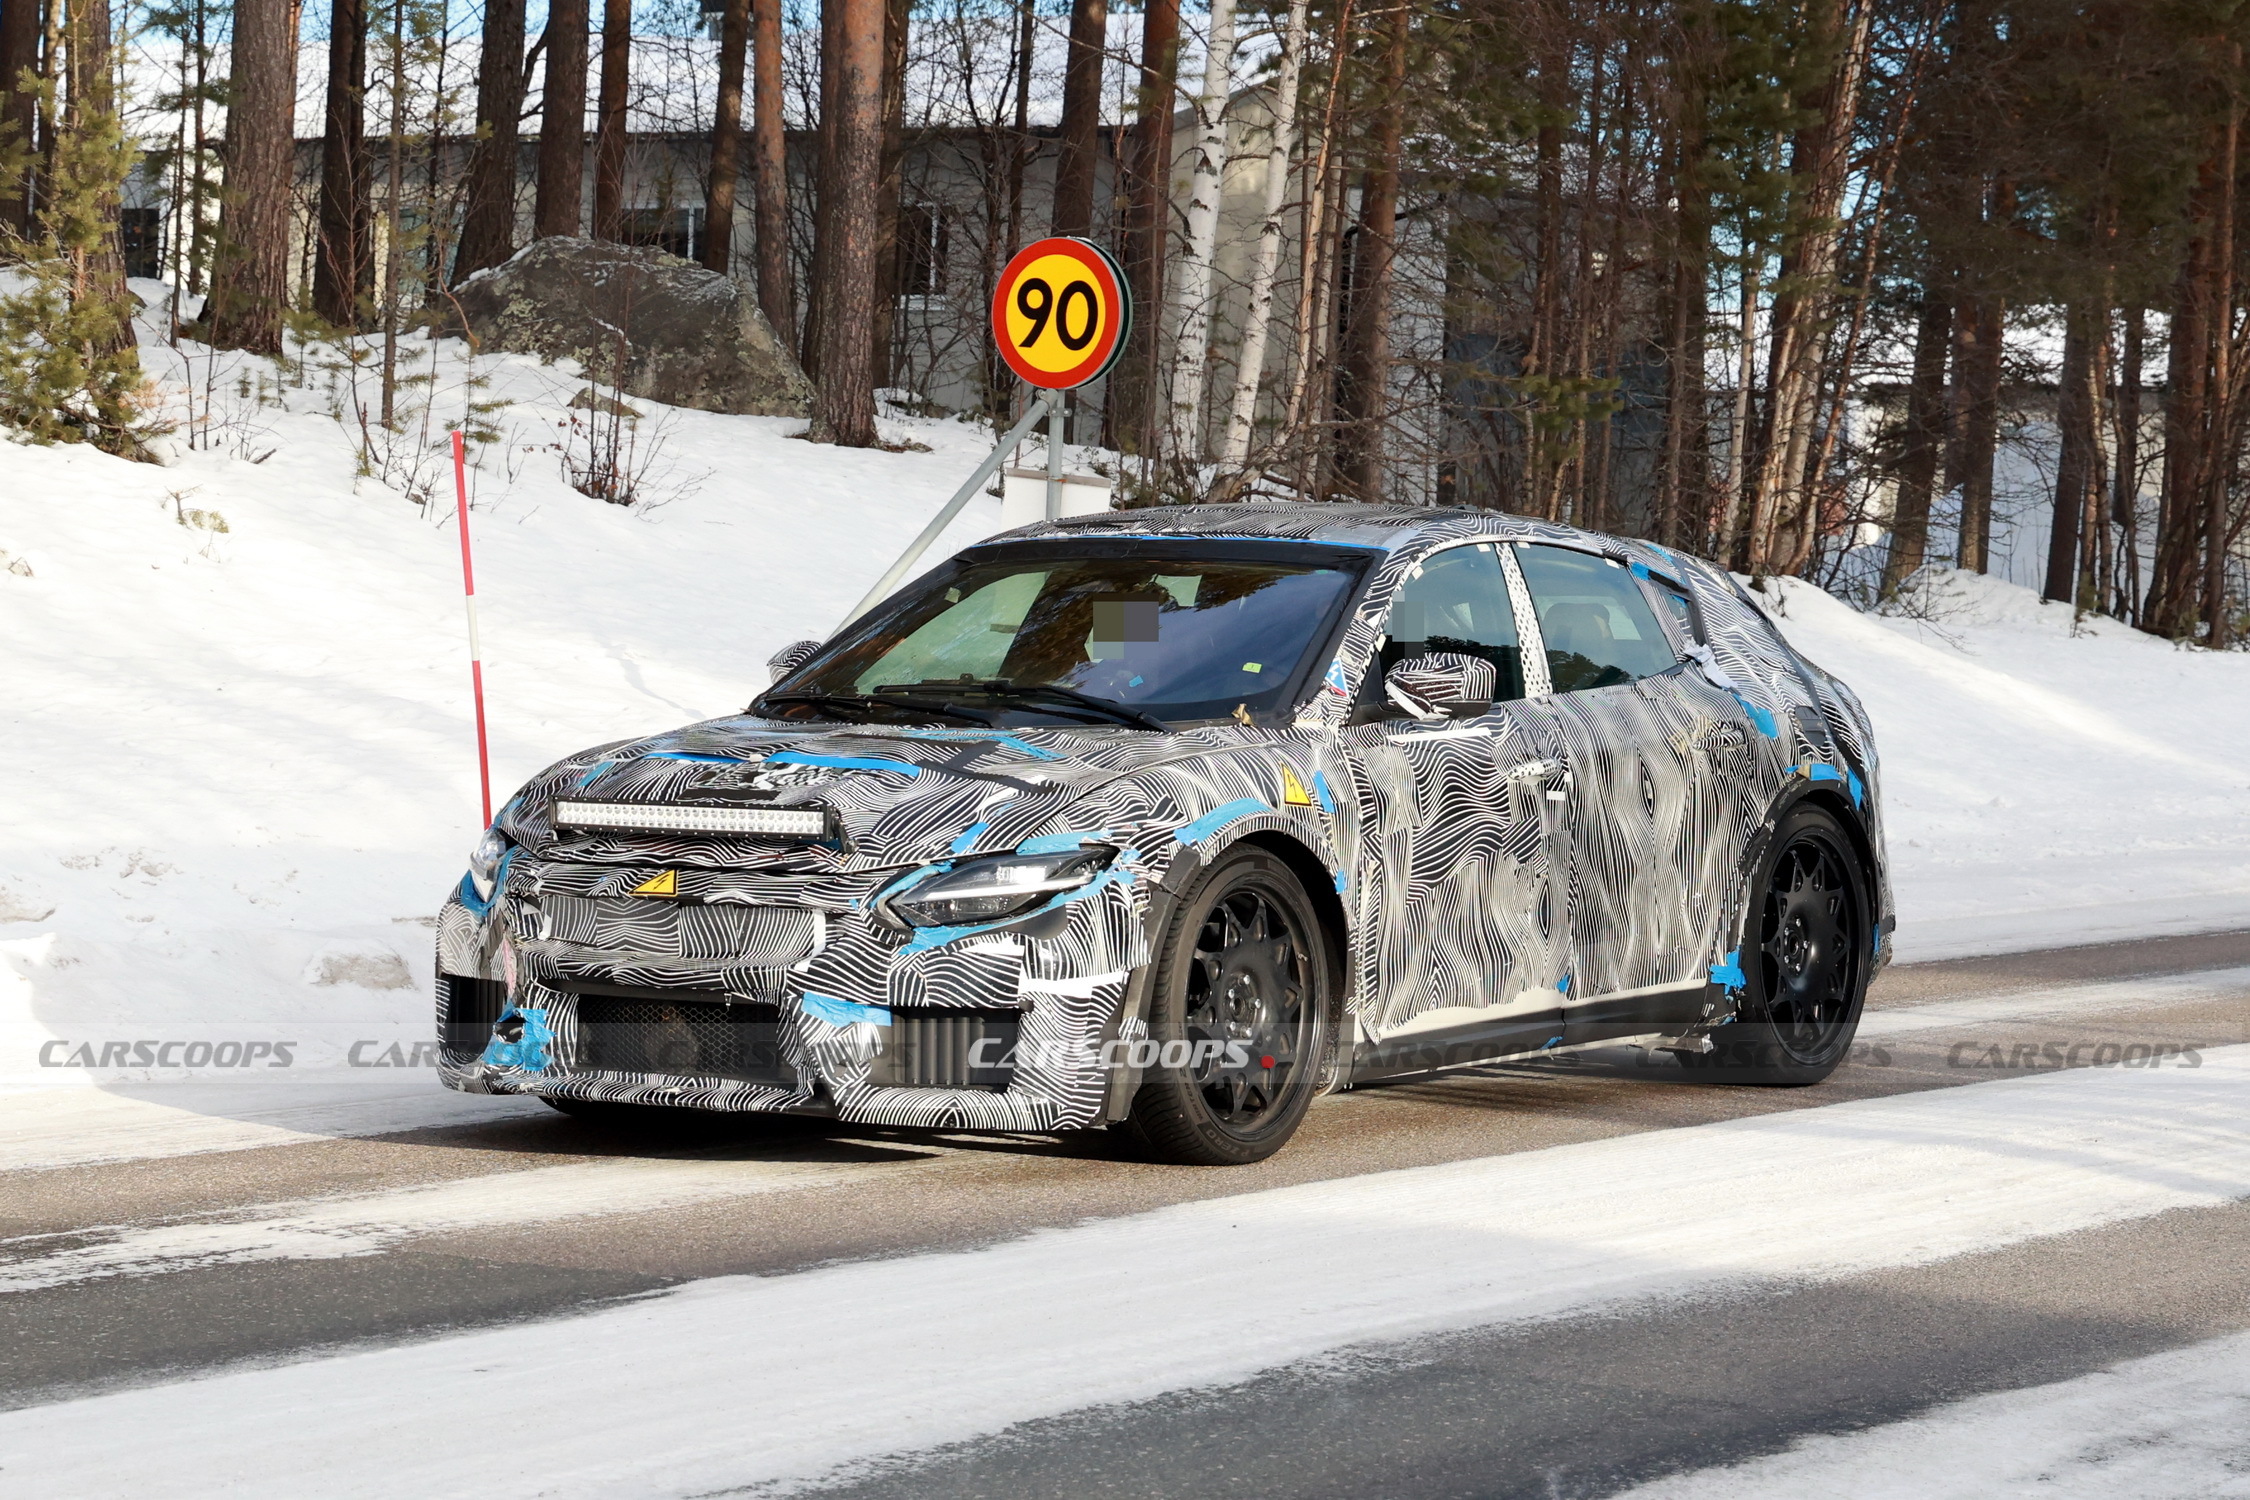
left=991, top=237, right=1131, bottom=391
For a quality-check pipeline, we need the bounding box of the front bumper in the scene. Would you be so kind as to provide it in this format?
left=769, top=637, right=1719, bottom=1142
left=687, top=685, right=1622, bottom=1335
left=434, top=855, right=1149, bottom=1133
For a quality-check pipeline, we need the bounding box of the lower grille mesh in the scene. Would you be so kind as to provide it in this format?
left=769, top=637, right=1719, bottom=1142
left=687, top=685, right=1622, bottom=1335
left=871, top=1010, right=1021, bottom=1091
left=575, top=992, right=791, bottom=1085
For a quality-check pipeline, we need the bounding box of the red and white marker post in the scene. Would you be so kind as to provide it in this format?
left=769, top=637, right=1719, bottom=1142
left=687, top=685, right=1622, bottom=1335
left=452, top=430, right=494, bottom=827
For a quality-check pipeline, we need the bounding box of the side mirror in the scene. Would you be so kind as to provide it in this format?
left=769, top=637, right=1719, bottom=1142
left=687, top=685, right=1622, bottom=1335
left=1385, top=653, right=1495, bottom=721
left=767, top=639, right=824, bottom=684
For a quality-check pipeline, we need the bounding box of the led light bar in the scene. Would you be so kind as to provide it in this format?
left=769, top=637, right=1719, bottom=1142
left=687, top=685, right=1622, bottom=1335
left=554, top=799, right=829, bottom=839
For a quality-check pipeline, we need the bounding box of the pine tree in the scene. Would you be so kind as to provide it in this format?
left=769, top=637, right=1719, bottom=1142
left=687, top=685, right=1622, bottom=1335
left=0, top=0, right=151, bottom=455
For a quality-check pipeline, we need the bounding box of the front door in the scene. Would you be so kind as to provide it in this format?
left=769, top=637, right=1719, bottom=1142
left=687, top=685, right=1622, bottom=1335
left=1339, top=540, right=1574, bottom=1072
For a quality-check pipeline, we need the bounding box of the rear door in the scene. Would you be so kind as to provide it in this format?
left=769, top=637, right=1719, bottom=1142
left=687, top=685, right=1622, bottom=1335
left=1509, top=543, right=1707, bottom=1041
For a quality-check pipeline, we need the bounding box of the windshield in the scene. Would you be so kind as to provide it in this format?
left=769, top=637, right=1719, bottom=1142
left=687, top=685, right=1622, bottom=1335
left=763, top=542, right=1369, bottom=727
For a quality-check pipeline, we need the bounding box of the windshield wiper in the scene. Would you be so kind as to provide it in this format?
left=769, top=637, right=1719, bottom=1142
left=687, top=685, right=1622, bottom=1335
left=755, top=691, right=992, bottom=728
left=897, top=680, right=1170, bottom=732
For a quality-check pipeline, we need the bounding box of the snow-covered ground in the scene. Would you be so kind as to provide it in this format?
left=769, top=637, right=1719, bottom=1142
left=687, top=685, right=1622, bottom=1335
left=3, top=334, right=2248, bottom=1097
left=2, top=1047, right=2244, bottom=1496
left=1617, top=1326, right=2250, bottom=1499
left=1767, top=569, right=2250, bottom=959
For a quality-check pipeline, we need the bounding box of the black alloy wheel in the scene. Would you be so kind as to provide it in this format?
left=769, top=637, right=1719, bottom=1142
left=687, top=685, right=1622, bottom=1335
left=1127, top=847, right=1332, bottom=1165
left=1702, top=803, right=1871, bottom=1085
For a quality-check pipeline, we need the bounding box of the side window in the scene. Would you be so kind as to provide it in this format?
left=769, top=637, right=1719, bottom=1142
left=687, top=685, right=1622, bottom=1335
left=1515, top=544, right=1679, bottom=693
left=1373, top=543, right=1525, bottom=703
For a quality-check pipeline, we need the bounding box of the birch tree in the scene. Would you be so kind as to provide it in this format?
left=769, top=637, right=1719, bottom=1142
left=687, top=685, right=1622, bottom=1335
left=1219, top=0, right=1308, bottom=478
left=1165, top=0, right=1237, bottom=469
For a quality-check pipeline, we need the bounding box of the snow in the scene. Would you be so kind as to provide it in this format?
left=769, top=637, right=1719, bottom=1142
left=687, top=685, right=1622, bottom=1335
left=0, top=1145, right=946, bottom=1293
left=1614, top=1327, right=2250, bottom=1499
left=0, top=335, right=1011, bottom=1096
left=1, top=1047, right=2243, bottom=1497
left=1764, top=570, right=2250, bottom=960
left=3, top=333, right=2249, bottom=1103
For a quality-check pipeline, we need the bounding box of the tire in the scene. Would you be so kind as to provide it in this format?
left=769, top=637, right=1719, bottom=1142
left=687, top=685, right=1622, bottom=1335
left=1698, top=803, right=1872, bottom=1086
left=1125, top=846, right=1332, bottom=1165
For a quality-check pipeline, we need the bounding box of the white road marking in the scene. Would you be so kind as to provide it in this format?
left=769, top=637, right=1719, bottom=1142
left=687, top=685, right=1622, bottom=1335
left=0, top=1149, right=945, bottom=1293
left=1858, top=965, right=2250, bottom=1039
left=1611, top=1327, right=2250, bottom=1499
left=2, top=1049, right=2245, bottom=1499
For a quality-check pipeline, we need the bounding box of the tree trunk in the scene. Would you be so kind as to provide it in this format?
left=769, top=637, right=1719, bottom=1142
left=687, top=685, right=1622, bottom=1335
left=703, top=0, right=750, bottom=274
left=455, top=0, right=527, bottom=279
left=62, top=0, right=132, bottom=364
left=752, top=0, right=794, bottom=342
left=1217, top=0, right=1306, bottom=480
left=2153, top=192, right=2212, bottom=636
left=1745, top=0, right=1873, bottom=576
left=2204, top=69, right=2240, bottom=647
left=1107, top=0, right=1181, bottom=457
left=869, top=0, right=908, bottom=384
left=1163, top=0, right=1238, bottom=467
left=1655, top=49, right=1710, bottom=549
left=1953, top=284, right=2004, bottom=573
left=1332, top=0, right=1407, bottom=500
left=592, top=0, right=630, bottom=240
left=807, top=0, right=883, bottom=446
left=0, top=0, right=38, bottom=232
left=2045, top=299, right=2098, bottom=603
left=803, top=0, right=845, bottom=375
left=1881, top=294, right=1951, bottom=597
left=207, top=0, right=296, bottom=353
left=534, top=0, right=588, bottom=237
left=1051, top=0, right=1107, bottom=238
left=2113, top=306, right=2143, bottom=620
left=313, top=0, right=369, bottom=326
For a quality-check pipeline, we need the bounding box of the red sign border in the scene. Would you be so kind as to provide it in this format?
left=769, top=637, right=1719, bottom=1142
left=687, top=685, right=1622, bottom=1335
left=990, top=237, right=1131, bottom=391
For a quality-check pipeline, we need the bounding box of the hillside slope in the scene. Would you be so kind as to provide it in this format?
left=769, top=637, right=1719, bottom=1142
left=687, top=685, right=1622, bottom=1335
left=3, top=342, right=2245, bottom=1094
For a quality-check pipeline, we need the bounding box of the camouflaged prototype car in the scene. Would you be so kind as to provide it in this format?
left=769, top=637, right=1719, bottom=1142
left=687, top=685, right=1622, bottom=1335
left=437, top=505, right=1891, bottom=1164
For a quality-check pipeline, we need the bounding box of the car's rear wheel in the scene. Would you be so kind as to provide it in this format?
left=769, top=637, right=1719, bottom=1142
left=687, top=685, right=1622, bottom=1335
left=1697, top=803, right=1871, bottom=1085
left=1126, top=847, right=1331, bottom=1165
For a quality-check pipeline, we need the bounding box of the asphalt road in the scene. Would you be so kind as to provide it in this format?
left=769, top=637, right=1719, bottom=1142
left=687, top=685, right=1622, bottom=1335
left=4, top=928, right=2247, bottom=1497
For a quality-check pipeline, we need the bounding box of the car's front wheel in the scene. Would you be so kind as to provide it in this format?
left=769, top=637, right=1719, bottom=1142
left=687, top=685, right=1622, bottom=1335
left=1126, top=846, right=1332, bottom=1165
left=1698, top=802, right=1872, bottom=1085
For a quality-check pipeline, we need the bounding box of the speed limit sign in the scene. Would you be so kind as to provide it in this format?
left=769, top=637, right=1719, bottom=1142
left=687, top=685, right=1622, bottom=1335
left=991, top=237, right=1131, bottom=390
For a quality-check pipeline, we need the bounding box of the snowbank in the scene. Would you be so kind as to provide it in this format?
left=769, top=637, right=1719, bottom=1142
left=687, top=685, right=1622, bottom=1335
left=2, top=340, right=2246, bottom=1094
left=1765, top=570, right=2250, bottom=960
left=0, top=336, right=1008, bottom=1092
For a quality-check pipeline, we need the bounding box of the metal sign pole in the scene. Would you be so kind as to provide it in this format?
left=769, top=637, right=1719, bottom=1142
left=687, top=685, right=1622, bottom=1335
left=840, top=394, right=1048, bottom=627
left=1045, top=387, right=1065, bottom=521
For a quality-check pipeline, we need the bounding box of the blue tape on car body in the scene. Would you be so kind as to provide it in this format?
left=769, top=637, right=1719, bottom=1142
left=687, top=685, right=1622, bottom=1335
left=803, top=992, right=892, bottom=1028
left=1171, top=798, right=1272, bottom=846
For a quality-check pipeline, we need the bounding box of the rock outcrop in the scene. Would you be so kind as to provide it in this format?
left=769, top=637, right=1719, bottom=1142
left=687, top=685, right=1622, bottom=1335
left=447, top=237, right=812, bottom=417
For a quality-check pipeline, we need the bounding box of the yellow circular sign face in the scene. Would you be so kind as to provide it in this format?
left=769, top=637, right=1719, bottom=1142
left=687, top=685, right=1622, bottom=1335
left=991, top=238, right=1130, bottom=390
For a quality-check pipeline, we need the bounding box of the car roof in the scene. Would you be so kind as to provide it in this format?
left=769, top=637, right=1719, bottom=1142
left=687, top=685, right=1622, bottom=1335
left=998, top=503, right=1631, bottom=556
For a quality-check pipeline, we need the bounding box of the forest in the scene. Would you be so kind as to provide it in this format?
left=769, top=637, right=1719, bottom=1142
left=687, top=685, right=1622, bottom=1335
left=2, top=0, right=2247, bottom=644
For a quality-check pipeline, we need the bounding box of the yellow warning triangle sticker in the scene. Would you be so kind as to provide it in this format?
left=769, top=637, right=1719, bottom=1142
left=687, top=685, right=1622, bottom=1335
left=631, top=869, right=678, bottom=898
left=1279, top=763, right=1314, bottom=807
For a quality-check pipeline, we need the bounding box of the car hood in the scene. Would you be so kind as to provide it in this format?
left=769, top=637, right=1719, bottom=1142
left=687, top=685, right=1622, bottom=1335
left=499, top=714, right=1277, bottom=876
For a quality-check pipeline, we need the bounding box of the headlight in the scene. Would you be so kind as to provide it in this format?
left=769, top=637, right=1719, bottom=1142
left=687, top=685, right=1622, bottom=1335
left=881, top=848, right=1113, bottom=929
left=467, top=827, right=512, bottom=902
